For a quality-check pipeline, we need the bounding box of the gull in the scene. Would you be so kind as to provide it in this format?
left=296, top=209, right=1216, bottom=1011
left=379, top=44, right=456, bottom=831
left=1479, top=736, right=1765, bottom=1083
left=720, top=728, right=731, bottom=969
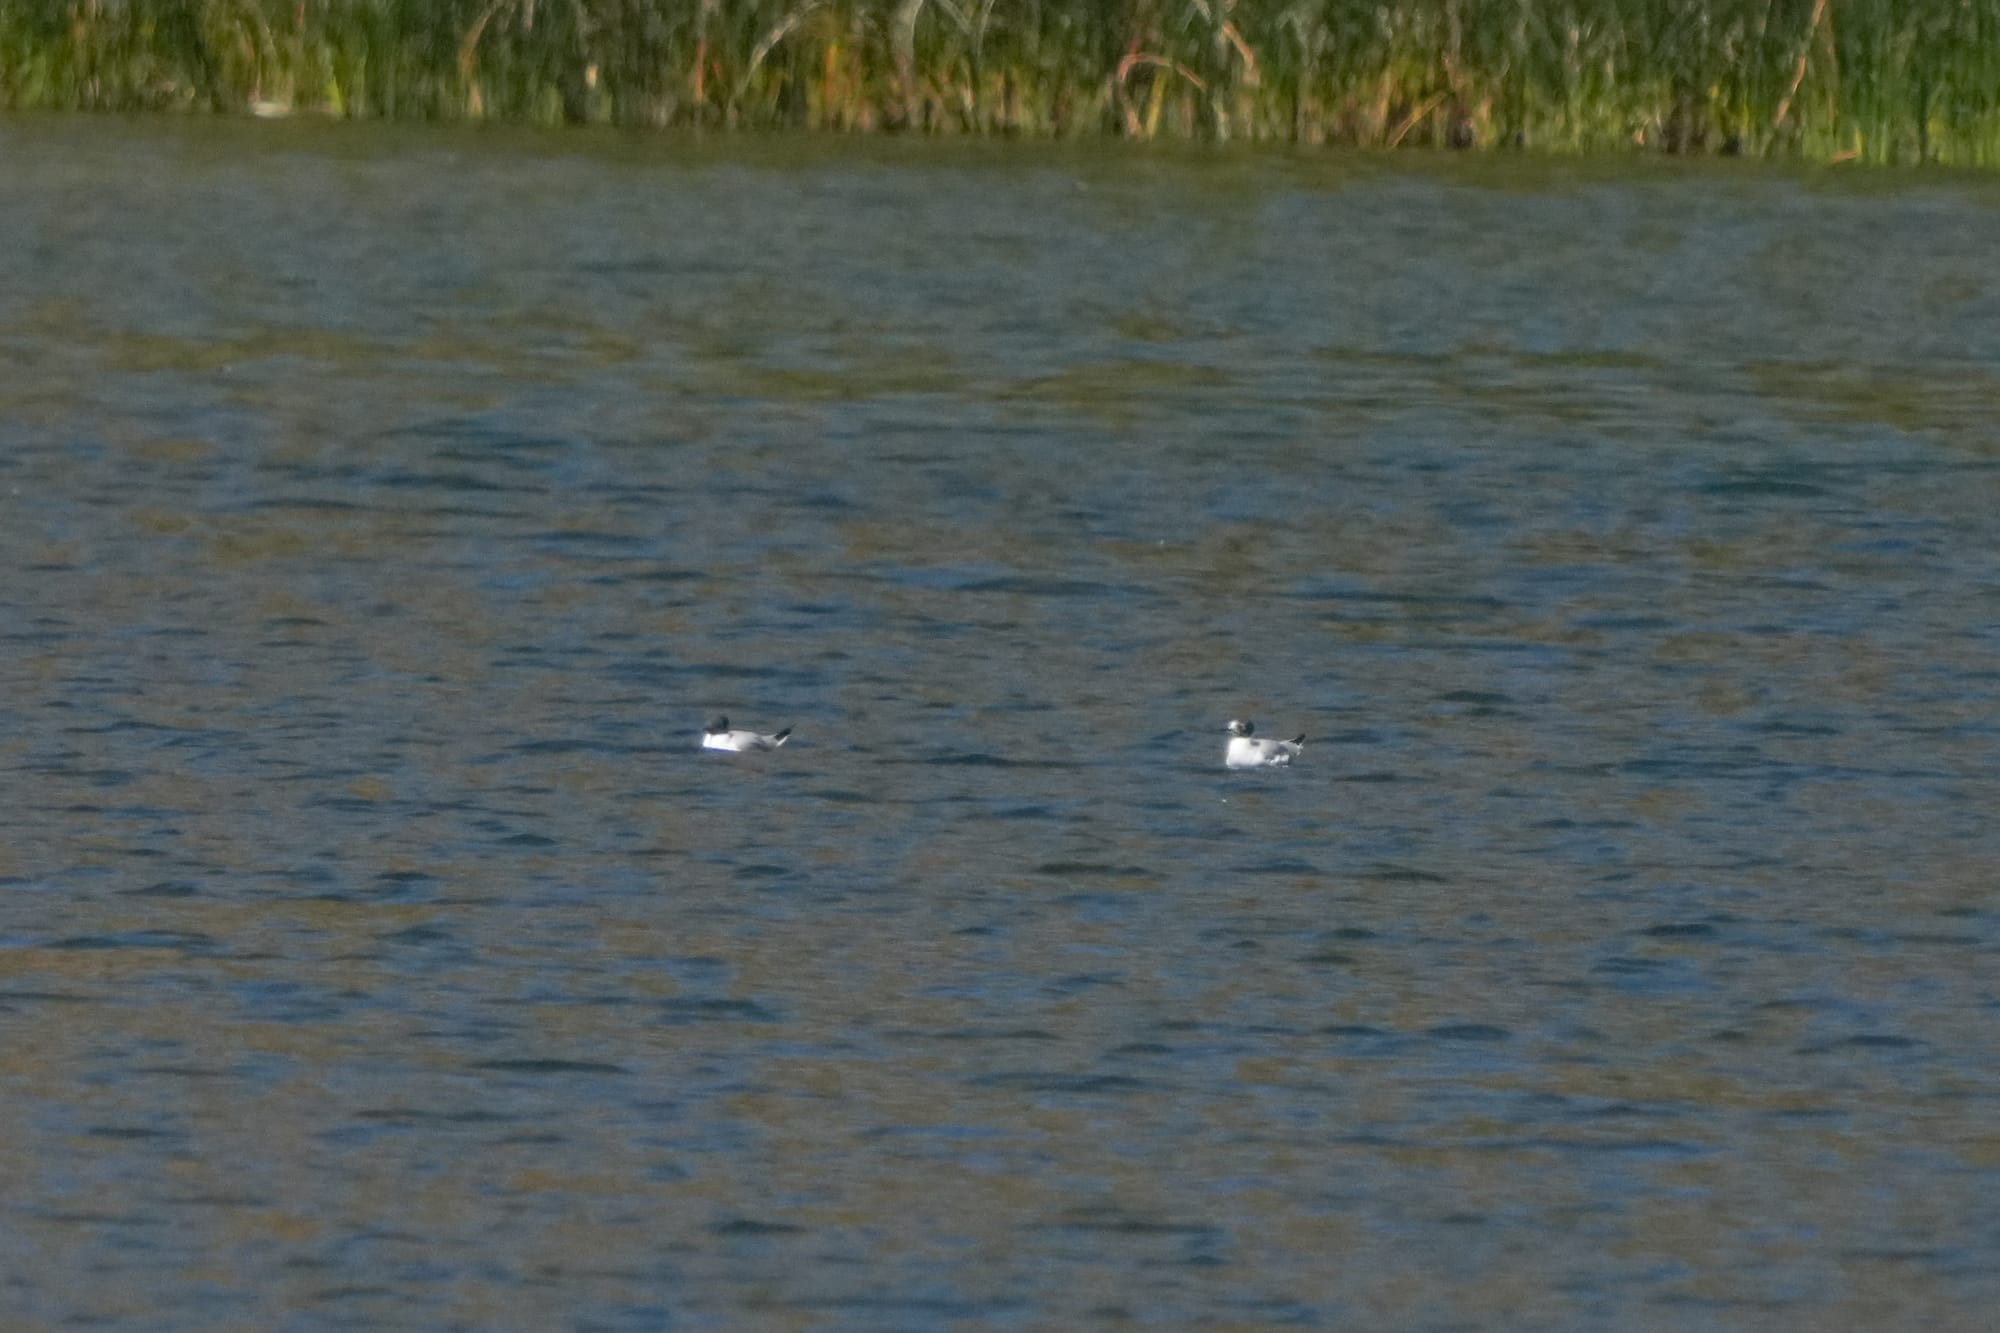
left=702, top=716, right=793, bottom=752
left=1225, top=719, right=1304, bottom=769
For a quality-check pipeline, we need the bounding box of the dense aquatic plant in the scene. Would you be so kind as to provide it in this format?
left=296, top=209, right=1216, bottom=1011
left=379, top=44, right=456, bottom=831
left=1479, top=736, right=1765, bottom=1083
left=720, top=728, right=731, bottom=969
left=3, top=0, right=1999, bottom=163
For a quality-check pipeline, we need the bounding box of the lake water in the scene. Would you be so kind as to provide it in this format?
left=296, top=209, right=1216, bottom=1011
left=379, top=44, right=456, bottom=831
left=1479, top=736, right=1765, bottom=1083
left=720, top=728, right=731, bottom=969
left=2, top=119, right=1998, bottom=1329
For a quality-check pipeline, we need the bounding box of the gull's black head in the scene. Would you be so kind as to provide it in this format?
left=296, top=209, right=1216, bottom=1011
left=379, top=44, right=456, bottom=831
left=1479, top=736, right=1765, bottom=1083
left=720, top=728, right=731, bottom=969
left=1226, top=719, right=1254, bottom=737
left=706, top=716, right=729, bottom=734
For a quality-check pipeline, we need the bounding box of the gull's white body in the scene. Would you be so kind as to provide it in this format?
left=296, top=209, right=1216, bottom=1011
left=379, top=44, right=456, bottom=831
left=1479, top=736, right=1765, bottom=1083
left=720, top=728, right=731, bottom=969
left=1225, top=719, right=1304, bottom=769
left=702, top=716, right=792, bottom=752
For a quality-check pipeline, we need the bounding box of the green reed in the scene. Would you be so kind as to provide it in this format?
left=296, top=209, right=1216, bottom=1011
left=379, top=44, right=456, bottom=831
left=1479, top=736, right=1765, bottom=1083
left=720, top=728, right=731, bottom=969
left=5, top=1, right=2000, bottom=164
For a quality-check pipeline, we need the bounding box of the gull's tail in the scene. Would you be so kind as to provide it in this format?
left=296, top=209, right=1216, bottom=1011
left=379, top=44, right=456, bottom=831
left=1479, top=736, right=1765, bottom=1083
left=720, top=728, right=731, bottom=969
left=772, top=727, right=793, bottom=746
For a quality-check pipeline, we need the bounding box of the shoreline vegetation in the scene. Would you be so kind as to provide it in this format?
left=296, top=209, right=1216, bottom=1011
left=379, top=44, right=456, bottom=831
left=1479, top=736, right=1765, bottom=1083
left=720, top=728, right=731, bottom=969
left=6, top=2, right=2000, bottom=165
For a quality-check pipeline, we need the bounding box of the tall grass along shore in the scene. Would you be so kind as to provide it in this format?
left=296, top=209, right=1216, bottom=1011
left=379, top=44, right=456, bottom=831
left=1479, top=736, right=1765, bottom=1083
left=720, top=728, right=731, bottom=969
left=7, top=1, right=2000, bottom=164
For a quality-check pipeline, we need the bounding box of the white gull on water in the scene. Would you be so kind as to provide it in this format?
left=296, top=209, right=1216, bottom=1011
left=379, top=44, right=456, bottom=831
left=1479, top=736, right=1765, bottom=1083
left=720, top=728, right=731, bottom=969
left=702, top=716, right=793, bottom=752
left=1224, top=719, right=1304, bottom=769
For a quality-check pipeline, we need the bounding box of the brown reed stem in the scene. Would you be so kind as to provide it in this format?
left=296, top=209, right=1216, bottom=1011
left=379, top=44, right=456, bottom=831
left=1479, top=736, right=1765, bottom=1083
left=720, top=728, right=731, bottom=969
left=1773, top=0, right=1830, bottom=131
